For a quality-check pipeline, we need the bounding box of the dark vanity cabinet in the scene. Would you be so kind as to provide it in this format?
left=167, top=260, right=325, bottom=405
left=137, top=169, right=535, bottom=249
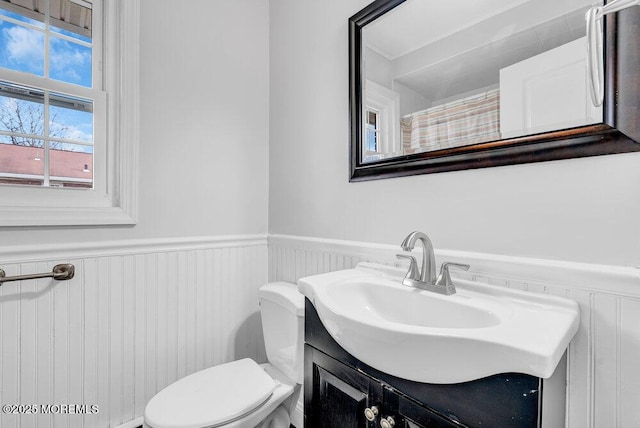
left=304, top=300, right=544, bottom=428
left=305, top=348, right=381, bottom=428
left=306, top=345, right=460, bottom=428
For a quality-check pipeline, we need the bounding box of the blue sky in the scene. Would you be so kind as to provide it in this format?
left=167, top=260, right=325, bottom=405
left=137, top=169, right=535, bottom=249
left=0, top=7, right=93, bottom=150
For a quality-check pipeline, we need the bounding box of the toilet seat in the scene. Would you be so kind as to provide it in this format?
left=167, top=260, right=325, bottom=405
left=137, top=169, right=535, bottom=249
left=144, top=359, right=280, bottom=428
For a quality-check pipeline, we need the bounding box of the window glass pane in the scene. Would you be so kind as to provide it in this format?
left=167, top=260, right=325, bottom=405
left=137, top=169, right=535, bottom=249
left=0, top=135, right=44, bottom=186
left=0, top=7, right=45, bottom=29
left=50, top=143, right=92, bottom=188
left=51, top=25, right=91, bottom=44
left=365, top=110, right=378, bottom=152
left=50, top=0, right=92, bottom=43
left=50, top=36, right=92, bottom=87
left=0, top=83, right=45, bottom=139
left=0, top=20, right=44, bottom=77
left=0, top=1, right=97, bottom=192
left=365, top=124, right=377, bottom=152
left=49, top=93, right=93, bottom=143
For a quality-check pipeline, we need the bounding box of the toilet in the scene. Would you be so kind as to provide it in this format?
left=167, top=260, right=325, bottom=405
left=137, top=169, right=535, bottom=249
left=143, top=282, right=305, bottom=428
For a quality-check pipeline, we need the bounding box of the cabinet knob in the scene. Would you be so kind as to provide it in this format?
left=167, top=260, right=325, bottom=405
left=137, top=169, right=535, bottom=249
left=363, top=405, right=379, bottom=421
left=380, top=415, right=396, bottom=428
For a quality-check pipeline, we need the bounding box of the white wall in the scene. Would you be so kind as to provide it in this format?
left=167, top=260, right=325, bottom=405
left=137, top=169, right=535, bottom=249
left=0, top=0, right=270, bottom=246
left=269, top=3, right=640, bottom=427
left=269, top=0, right=640, bottom=268
left=0, top=1, right=271, bottom=427
left=393, top=80, right=430, bottom=116
left=365, top=47, right=393, bottom=88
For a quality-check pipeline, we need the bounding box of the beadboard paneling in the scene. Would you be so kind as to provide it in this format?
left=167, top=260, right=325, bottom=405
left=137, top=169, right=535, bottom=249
left=269, top=234, right=640, bottom=428
left=3, top=233, right=638, bottom=428
left=0, top=235, right=268, bottom=428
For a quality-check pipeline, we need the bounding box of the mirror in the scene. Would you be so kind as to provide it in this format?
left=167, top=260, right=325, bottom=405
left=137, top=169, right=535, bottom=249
left=349, top=0, right=640, bottom=180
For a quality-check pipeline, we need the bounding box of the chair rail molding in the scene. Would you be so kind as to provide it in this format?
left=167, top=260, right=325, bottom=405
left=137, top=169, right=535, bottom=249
left=268, top=234, right=640, bottom=297
left=0, top=234, right=268, bottom=264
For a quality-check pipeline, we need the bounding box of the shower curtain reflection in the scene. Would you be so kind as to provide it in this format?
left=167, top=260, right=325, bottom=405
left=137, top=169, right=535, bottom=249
left=400, top=88, right=500, bottom=154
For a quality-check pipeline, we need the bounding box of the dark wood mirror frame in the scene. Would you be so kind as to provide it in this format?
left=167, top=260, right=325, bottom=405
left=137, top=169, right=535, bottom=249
left=349, top=0, right=640, bottom=182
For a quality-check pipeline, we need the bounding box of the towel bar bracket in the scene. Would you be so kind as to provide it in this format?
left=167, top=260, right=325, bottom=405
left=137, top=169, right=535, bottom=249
left=0, top=263, right=75, bottom=285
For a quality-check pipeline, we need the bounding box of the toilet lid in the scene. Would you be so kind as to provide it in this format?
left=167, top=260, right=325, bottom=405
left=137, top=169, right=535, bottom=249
left=144, top=358, right=278, bottom=428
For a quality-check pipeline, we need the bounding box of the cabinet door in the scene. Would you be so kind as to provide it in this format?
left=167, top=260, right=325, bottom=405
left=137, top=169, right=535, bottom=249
left=382, top=388, right=461, bottom=428
left=305, top=345, right=382, bottom=428
left=499, top=36, right=602, bottom=138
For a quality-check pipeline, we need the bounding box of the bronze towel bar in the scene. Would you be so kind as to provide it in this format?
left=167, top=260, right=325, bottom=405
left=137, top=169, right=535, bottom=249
left=0, top=263, right=75, bottom=284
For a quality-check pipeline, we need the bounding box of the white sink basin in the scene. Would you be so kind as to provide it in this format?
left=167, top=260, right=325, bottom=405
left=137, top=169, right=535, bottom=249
left=298, top=263, right=580, bottom=384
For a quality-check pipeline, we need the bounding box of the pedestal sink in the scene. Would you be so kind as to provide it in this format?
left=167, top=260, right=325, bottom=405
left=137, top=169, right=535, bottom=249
left=298, top=263, right=580, bottom=384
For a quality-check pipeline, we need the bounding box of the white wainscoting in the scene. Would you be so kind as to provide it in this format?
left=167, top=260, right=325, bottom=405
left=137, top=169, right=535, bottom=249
left=0, top=235, right=268, bottom=428
left=269, top=234, right=640, bottom=428
left=2, top=233, right=638, bottom=428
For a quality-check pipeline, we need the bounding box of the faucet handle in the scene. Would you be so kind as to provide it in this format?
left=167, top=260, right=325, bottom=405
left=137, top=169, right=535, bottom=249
left=435, top=262, right=470, bottom=287
left=396, top=254, right=420, bottom=281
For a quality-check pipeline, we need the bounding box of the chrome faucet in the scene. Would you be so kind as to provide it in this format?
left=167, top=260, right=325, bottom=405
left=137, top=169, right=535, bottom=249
left=400, top=231, right=436, bottom=284
left=396, top=231, right=470, bottom=296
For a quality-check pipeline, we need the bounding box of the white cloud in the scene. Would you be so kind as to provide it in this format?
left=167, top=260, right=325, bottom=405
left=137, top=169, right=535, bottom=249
left=50, top=119, right=92, bottom=143
left=2, top=25, right=90, bottom=84
left=3, top=26, right=43, bottom=72
left=1, top=97, right=18, bottom=110
left=65, top=125, right=92, bottom=142
left=50, top=38, right=90, bottom=83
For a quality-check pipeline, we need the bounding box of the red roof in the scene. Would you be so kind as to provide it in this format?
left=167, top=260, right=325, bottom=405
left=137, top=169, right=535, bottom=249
left=0, top=143, right=93, bottom=180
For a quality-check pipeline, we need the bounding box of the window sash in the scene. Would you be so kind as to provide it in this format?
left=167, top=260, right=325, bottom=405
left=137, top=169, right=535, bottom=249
left=0, top=0, right=101, bottom=189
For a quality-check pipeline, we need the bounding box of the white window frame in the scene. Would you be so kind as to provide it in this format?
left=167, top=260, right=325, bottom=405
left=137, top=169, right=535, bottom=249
left=0, top=0, right=139, bottom=226
left=363, top=80, right=402, bottom=158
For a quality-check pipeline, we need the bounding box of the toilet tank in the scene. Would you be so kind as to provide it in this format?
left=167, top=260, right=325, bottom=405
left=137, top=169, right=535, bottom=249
left=259, top=282, right=305, bottom=384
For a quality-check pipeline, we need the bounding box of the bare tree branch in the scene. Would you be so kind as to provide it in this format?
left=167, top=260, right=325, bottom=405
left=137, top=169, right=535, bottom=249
left=0, top=99, right=67, bottom=148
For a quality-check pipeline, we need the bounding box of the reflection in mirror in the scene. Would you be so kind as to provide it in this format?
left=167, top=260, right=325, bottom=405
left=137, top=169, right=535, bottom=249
left=361, top=0, right=603, bottom=163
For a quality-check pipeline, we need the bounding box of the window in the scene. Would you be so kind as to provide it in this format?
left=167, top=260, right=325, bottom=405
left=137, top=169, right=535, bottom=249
left=363, top=80, right=401, bottom=162
left=365, top=109, right=379, bottom=154
left=0, top=0, right=139, bottom=226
